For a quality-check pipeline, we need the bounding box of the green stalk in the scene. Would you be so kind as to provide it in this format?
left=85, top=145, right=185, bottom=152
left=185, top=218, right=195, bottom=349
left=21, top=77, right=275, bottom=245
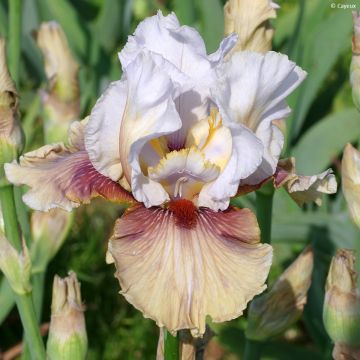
left=244, top=184, right=274, bottom=360
left=243, top=339, right=263, bottom=360
left=21, top=272, right=46, bottom=360
left=0, top=185, right=21, bottom=250
left=255, top=185, right=274, bottom=244
left=15, top=292, right=46, bottom=360
left=164, top=329, right=179, bottom=360
left=7, top=0, right=22, bottom=84
left=0, top=185, right=46, bottom=359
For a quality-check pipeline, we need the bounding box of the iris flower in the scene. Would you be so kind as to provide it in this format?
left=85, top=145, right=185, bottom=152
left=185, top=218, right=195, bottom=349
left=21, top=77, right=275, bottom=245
left=6, top=11, right=311, bottom=336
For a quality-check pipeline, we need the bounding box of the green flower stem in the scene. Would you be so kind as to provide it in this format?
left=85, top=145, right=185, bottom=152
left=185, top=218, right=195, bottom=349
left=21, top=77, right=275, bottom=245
left=0, top=185, right=21, bottom=250
left=8, top=0, right=22, bottom=85
left=21, top=272, right=46, bottom=360
left=0, top=278, right=15, bottom=324
left=164, top=330, right=179, bottom=360
left=244, top=184, right=274, bottom=360
left=255, top=184, right=274, bottom=244
left=15, top=292, right=46, bottom=360
left=243, top=339, right=263, bottom=360
left=14, top=187, right=32, bottom=246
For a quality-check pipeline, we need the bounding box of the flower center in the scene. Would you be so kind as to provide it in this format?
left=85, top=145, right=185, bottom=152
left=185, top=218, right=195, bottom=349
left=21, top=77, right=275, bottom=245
left=139, top=108, right=233, bottom=204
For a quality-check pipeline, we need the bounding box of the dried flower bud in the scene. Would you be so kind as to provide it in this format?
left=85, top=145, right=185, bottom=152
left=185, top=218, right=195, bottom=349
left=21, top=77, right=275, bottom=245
left=224, top=0, right=279, bottom=54
left=0, top=234, right=31, bottom=295
left=246, top=246, right=314, bottom=341
left=323, top=249, right=360, bottom=347
left=34, top=22, right=80, bottom=143
left=0, top=38, right=24, bottom=172
left=30, top=209, right=73, bottom=273
left=275, top=157, right=337, bottom=206
left=342, top=144, right=360, bottom=229
left=351, top=11, right=360, bottom=112
left=47, top=271, right=87, bottom=360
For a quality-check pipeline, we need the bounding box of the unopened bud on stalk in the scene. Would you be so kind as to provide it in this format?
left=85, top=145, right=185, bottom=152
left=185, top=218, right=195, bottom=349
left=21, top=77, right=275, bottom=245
left=0, top=38, right=24, bottom=176
left=342, top=144, right=360, bottom=229
left=0, top=233, right=31, bottom=295
left=323, top=249, right=360, bottom=348
left=224, top=0, right=279, bottom=54
left=47, top=271, right=87, bottom=360
left=351, top=11, right=360, bottom=112
left=34, top=22, right=80, bottom=143
left=246, top=246, right=314, bottom=341
left=30, top=209, right=73, bottom=273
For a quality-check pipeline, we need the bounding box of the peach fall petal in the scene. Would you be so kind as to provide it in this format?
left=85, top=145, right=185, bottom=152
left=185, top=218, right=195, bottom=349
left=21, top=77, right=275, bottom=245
left=109, top=203, right=272, bottom=337
left=5, top=120, right=134, bottom=211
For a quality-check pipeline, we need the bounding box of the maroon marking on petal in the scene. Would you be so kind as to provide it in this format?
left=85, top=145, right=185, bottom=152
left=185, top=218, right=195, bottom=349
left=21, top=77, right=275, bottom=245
left=273, top=166, right=290, bottom=188
left=168, top=199, right=197, bottom=229
left=199, top=207, right=260, bottom=244
left=67, top=151, right=135, bottom=205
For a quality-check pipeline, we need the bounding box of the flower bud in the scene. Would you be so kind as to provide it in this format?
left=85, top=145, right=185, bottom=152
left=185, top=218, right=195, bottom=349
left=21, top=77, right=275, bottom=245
left=323, top=249, right=360, bottom=347
left=0, top=234, right=31, bottom=295
left=47, top=271, right=87, bottom=360
left=342, top=144, right=360, bottom=229
left=0, top=38, right=24, bottom=174
left=34, top=22, right=80, bottom=143
left=224, top=0, right=279, bottom=54
left=30, top=209, right=73, bottom=273
left=351, top=11, right=360, bottom=112
left=246, top=246, right=314, bottom=341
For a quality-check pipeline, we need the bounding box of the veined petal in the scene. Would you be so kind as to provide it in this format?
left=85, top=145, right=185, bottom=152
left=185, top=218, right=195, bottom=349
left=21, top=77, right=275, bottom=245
left=214, top=51, right=306, bottom=131
left=85, top=81, right=126, bottom=181
left=342, top=144, right=360, bottom=228
left=198, top=124, right=263, bottom=211
left=5, top=120, right=134, bottom=211
left=119, top=52, right=182, bottom=207
left=109, top=204, right=272, bottom=336
left=275, top=158, right=337, bottom=206
left=213, top=51, right=306, bottom=182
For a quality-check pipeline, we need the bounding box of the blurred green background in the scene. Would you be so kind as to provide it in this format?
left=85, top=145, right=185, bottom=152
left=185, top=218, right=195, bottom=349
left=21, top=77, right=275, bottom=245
left=1, top=0, right=360, bottom=359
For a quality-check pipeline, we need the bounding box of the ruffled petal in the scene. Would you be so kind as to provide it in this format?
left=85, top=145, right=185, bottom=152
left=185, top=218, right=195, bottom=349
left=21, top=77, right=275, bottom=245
left=119, top=52, right=182, bottom=207
left=85, top=81, right=126, bottom=181
left=119, top=11, right=210, bottom=78
left=198, top=124, right=263, bottom=211
left=275, top=158, right=337, bottom=206
left=244, top=120, right=284, bottom=185
left=342, top=144, right=360, bottom=228
left=119, top=11, right=236, bottom=149
left=5, top=120, right=134, bottom=211
left=213, top=51, right=306, bottom=182
left=108, top=204, right=272, bottom=336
